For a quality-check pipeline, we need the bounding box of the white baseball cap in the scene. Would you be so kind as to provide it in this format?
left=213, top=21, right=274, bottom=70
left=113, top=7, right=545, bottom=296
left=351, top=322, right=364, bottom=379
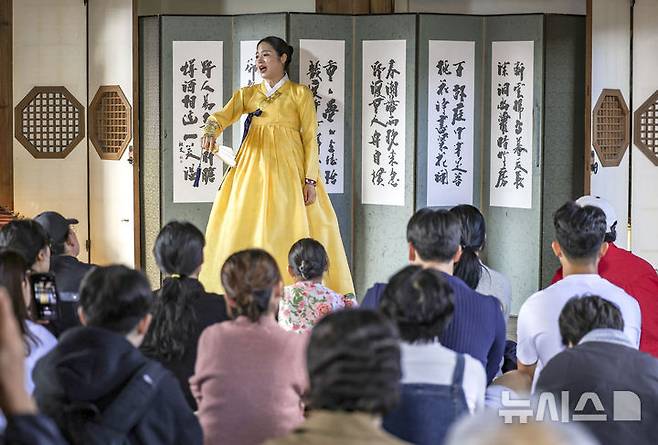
left=575, top=195, right=618, bottom=233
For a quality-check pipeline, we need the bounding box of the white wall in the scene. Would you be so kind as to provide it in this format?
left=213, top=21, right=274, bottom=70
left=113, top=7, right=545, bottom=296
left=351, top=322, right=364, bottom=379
left=13, top=0, right=89, bottom=262
left=631, top=0, right=658, bottom=266
left=88, top=0, right=135, bottom=266
left=394, top=0, right=585, bottom=15
left=590, top=0, right=631, bottom=248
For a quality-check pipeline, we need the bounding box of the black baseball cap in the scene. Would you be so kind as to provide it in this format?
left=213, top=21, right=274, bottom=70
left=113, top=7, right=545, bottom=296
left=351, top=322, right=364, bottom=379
left=34, top=211, right=79, bottom=245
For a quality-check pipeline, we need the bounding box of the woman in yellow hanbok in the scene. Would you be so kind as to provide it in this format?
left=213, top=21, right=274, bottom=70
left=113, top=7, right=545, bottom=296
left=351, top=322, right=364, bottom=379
left=199, top=36, right=354, bottom=296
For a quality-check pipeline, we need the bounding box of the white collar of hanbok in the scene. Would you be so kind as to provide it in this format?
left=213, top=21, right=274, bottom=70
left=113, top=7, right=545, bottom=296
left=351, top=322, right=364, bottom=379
left=264, top=73, right=289, bottom=97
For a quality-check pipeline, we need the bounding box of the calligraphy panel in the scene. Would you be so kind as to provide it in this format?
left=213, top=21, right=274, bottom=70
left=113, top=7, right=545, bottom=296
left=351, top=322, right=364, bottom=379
left=426, top=40, right=475, bottom=207
left=361, top=39, right=406, bottom=206
left=299, top=39, right=346, bottom=194
left=172, top=40, right=223, bottom=203
left=489, top=40, right=534, bottom=209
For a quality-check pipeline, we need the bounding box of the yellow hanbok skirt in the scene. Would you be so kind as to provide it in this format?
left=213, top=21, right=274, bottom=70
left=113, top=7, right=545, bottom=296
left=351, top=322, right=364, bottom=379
left=198, top=80, right=355, bottom=296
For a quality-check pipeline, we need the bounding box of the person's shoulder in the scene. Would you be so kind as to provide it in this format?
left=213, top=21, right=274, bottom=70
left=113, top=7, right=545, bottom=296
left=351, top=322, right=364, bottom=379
left=26, top=320, right=57, bottom=347
left=594, top=276, right=641, bottom=308
left=449, top=274, right=501, bottom=309
left=463, top=353, right=487, bottom=381
left=609, top=243, right=656, bottom=275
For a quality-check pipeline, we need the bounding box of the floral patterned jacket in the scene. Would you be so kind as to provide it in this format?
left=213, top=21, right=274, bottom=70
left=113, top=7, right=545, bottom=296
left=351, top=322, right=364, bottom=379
left=278, top=281, right=358, bottom=333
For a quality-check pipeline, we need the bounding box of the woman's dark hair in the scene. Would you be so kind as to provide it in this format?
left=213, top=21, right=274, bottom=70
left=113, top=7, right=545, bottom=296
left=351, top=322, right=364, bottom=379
left=450, top=204, right=486, bottom=290
left=79, top=265, right=152, bottom=335
left=553, top=202, right=607, bottom=262
left=141, top=221, right=205, bottom=361
left=257, top=36, right=293, bottom=71
left=559, top=295, right=624, bottom=346
left=0, top=219, right=50, bottom=267
left=288, top=238, right=329, bottom=281
left=0, top=250, right=39, bottom=352
left=307, top=309, right=401, bottom=414
left=406, top=208, right=461, bottom=263
left=380, top=265, right=455, bottom=343
left=221, top=249, right=281, bottom=322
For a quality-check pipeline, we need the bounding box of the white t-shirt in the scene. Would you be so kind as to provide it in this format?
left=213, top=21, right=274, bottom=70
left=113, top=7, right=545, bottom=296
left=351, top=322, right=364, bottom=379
left=400, top=341, right=486, bottom=413
left=517, top=274, right=641, bottom=391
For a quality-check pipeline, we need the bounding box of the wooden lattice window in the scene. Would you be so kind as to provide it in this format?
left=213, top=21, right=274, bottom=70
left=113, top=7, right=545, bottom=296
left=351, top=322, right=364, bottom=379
left=634, top=90, right=658, bottom=166
left=89, top=85, right=132, bottom=160
left=592, top=89, right=630, bottom=167
left=14, top=86, right=85, bottom=159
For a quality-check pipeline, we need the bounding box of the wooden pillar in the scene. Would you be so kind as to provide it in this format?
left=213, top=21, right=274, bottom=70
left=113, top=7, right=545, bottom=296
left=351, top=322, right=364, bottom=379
left=584, top=0, right=592, bottom=194
left=316, top=0, right=393, bottom=14
left=0, top=0, right=13, bottom=210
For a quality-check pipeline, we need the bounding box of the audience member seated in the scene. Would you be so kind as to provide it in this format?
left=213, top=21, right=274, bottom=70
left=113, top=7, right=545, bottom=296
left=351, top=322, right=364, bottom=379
left=380, top=266, right=486, bottom=444
left=34, top=211, right=93, bottom=294
left=516, top=201, right=641, bottom=391
left=551, top=195, right=658, bottom=358
left=536, top=296, right=658, bottom=445
left=445, top=413, right=598, bottom=445
left=191, top=249, right=308, bottom=445
left=265, top=309, right=408, bottom=445
left=0, top=251, right=57, bottom=433
left=0, top=287, right=68, bottom=445
left=140, top=221, right=229, bottom=410
left=450, top=204, right=511, bottom=322
left=362, top=208, right=506, bottom=383
left=0, top=219, right=51, bottom=274
left=33, top=265, right=202, bottom=445
left=278, top=238, right=357, bottom=333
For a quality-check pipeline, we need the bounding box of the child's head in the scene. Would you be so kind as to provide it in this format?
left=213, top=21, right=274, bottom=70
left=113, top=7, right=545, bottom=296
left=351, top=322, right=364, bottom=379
left=79, top=265, right=153, bottom=342
left=288, top=238, right=329, bottom=281
left=221, top=249, right=282, bottom=322
left=153, top=221, right=205, bottom=277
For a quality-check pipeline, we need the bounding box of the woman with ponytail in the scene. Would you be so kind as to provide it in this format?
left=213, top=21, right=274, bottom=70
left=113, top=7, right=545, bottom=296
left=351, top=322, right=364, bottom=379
left=191, top=249, right=308, bottom=445
left=450, top=205, right=511, bottom=322
left=141, top=221, right=228, bottom=410
left=278, top=238, right=357, bottom=333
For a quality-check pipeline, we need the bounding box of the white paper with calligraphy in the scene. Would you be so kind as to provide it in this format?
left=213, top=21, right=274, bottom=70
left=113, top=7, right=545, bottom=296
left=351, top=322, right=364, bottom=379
left=234, top=40, right=262, bottom=149
left=172, top=41, right=223, bottom=203
left=489, top=41, right=534, bottom=209
left=426, top=40, right=475, bottom=207
left=361, top=40, right=406, bottom=206
left=299, top=39, right=345, bottom=194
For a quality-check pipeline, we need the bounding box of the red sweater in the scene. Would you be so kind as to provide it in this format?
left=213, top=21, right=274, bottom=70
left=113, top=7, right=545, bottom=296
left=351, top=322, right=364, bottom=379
left=552, top=243, right=658, bottom=357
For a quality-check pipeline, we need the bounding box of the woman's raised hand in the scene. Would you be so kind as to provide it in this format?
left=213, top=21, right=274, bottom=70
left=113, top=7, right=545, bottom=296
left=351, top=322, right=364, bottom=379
left=201, top=134, right=218, bottom=153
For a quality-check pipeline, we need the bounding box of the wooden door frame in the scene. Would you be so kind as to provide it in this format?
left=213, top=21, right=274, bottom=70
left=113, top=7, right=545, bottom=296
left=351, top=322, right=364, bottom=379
left=132, top=0, right=142, bottom=268
left=584, top=0, right=592, bottom=194
left=0, top=0, right=13, bottom=210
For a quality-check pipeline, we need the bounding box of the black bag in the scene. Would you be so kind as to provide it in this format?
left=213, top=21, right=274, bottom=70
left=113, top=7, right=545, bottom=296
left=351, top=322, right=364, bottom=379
left=61, top=361, right=167, bottom=445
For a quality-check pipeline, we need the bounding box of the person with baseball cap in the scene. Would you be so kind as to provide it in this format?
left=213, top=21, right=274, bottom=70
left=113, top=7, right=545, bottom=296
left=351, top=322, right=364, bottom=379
left=34, top=211, right=94, bottom=295
left=551, top=195, right=658, bottom=358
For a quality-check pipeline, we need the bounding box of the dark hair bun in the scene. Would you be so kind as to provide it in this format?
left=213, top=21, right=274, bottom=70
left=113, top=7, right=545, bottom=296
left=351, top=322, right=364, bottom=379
left=288, top=238, right=328, bottom=281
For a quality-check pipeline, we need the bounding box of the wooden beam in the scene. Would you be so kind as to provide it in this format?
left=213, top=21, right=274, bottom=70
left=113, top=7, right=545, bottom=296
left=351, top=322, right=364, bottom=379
left=132, top=0, right=142, bottom=269
left=0, top=0, right=13, bottom=210
left=584, top=0, right=592, bottom=194
left=315, top=0, right=393, bottom=14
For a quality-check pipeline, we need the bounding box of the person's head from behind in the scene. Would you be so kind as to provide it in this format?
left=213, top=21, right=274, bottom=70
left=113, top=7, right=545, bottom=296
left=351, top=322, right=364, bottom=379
left=142, top=221, right=205, bottom=361
left=221, top=249, right=282, bottom=322
left=256, top=36, right=293, bottom=81
left=450, top=204, right=486, bottom=289
left=0, top=250, right=39, bottom=351
left=559, top=295, right=624, bottom=347
left=380, top=265, right=454, bottom=344
left=288, top=238, right=329, bottom=282
left=575, top=195, right=618, bottom=243
left=78, top=265, right=152, bottom=346
left=307, top=309, right=401, bottom=416
left=34, top=211, right=81, bottom=258
left=154, top=221, right=204, bottom=278
left=552, top=201, right=608, bottom=269
left=406, top=208, right=462, bottom=271
left=0, top=219, right=51, bottom=273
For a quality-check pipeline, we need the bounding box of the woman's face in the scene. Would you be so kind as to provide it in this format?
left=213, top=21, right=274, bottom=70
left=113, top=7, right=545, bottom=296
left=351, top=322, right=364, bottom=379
left=256, top=42, right=286, bottom=81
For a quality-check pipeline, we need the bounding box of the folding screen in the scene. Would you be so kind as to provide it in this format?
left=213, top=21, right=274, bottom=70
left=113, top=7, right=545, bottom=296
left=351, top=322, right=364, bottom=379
left=354, top=14, right=417, bottom=297
left=288, top=13, right=354, bottom=265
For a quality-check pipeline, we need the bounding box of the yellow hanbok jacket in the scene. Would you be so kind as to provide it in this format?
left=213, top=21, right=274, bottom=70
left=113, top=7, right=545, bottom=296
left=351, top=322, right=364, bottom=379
left=198, top=80, right=355, bottom=296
